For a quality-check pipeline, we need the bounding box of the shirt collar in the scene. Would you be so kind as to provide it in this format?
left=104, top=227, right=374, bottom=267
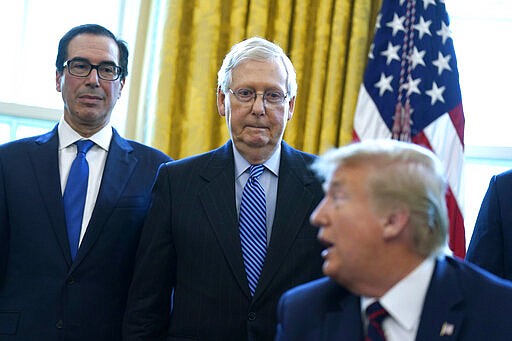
left=362, top=257, right=436, bottom=332
left=58, top=116, right=112, bottom=151
left=233, top=143, right=281, bottom=178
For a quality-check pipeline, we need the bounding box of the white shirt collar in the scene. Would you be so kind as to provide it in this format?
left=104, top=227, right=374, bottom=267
left=362, top=257, right=436, bottom=332
left=58, top=117, right=112, bottom=151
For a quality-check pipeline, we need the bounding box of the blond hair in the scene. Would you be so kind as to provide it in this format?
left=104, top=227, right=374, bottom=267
left=312, top=139, right=448, bottom=256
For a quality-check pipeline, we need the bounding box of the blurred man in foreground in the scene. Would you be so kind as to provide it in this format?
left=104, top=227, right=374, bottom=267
left=276, top=139, right=512, bottom=341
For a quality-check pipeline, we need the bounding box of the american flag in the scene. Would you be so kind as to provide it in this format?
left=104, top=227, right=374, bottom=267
left=353, top=0, right=466, bottom=258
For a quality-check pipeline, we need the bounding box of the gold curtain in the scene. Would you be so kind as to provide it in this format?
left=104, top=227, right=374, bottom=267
left=144, top=0, right=382, bottom=159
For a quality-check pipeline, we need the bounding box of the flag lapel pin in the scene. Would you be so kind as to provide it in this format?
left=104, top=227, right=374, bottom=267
left=439, top=322, right=455, bottom=336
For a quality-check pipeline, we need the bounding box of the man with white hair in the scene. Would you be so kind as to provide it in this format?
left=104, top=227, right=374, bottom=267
left=123, top=37, right=324, bottom=341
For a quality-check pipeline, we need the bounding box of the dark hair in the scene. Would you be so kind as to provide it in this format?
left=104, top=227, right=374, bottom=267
left=55, top=24, right=129, bottom=79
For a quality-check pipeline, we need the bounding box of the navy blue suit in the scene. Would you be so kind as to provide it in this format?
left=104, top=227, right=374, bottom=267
left=0, top=126, right=170, bottom=340
left=276, top=256, right=512, bottom=341
left=467, top=170, right=512, bottom=280
left=123, top=140, right=324, bottom=341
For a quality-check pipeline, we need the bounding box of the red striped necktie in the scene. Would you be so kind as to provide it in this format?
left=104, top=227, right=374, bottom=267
left=365, top=301, right=389, bottom=341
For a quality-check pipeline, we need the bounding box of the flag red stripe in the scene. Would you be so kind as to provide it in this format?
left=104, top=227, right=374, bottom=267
left=449, top=103, right=465, bottom=147
left=413, top=132, right=466, bottom=258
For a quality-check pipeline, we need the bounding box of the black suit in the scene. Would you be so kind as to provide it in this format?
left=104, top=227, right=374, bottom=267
left=0, top=126, right=171, bottom=340
left=123, top=140, right=324, bottom=341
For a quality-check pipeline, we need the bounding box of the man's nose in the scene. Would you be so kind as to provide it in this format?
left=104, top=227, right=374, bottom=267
left=252, top=93, right=266, bottom=115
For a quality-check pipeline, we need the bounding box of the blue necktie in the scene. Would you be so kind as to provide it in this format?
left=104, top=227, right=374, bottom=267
left=63, top=140, right=94, bottom=261
left=365, top=301, right=389, bottom=341
left=239, top=164, right=267, bottom=296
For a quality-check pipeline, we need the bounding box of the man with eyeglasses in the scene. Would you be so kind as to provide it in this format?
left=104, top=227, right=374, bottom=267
left=123, top=37, right=324, bottom=340
left=0, top=24, right=170, bottom=340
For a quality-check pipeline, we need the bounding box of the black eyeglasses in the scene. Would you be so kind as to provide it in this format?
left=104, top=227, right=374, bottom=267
left=229, top=88, right=288, bottom=105
left=63, top=58, right=123, bottom=81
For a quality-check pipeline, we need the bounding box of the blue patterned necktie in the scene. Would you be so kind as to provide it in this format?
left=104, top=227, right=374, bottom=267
left=365, top=301, right=389, bottom=341
left=239, top=164, right=267, bottom=296
left=63, top=140, right=94, bottom=261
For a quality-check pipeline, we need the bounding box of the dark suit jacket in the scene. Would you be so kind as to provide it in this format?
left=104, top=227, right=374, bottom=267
left=123, top=140, right=324, bottom=341
left=0, top=126, right=171, bottom=341
left=276, top=256, right=512, bottom=341
left=466, top=170, right=512, bottom=280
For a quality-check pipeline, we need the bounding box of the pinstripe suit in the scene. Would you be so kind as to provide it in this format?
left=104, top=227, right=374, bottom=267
left=123, top=140, right=324, bottom=341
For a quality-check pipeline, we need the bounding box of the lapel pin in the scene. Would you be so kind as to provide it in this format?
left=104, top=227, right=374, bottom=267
left=440, top=322, right=454, bottom=336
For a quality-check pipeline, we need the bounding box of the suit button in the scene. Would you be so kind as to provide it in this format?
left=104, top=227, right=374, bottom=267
left=67, top=278, right=76, bottom=285
left=56, top=320, right=64, bottom=329
left=248, top=312, right=256, bottom=321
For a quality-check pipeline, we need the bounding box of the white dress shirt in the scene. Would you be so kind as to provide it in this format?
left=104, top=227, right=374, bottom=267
left=361, top=257, right=436, bottom=341
left=58, top=118, right=111, bottom=245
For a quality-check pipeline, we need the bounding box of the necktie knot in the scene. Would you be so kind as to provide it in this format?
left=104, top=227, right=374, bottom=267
left=75, top=140, right=95, bottom=156
left=249, top=164, right=264, bottom=179
left=365, top=301, right=389, bottom=341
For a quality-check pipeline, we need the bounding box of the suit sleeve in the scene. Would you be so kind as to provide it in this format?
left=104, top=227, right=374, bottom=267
left=123, top=164, right=176, bottom=340
left=275, top=292, right=290, bottom=341
left=0, top=155, right=8, bottom=286
left=466, top=175, right=505, bottom=277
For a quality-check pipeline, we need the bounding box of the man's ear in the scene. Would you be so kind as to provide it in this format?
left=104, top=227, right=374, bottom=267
left=286, top=96, right=295, bottom=121
left=217, top=87, right=226, bottom=117
left=117, top=78, right=125, bottom=99
left=56, top=71, right=62, bottom=92
left=382, top=207, right=410, bottom=240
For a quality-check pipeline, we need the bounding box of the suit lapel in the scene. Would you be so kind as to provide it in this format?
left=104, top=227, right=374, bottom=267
left=198, top=142, right=250, bottom=296
left=72, top=130, right=137, bottom=266
left=416, top=257, right=465, bottom=340
left=255, top=142, right=318, bottom=297
left=31, top=127, right=73, bottom=265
